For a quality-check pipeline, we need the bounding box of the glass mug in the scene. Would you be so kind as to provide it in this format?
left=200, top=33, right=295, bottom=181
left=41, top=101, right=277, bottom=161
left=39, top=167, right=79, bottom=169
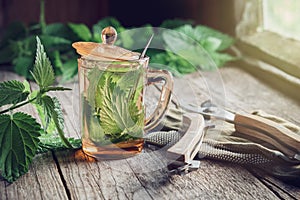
left=77, top=56, right=173, bottom=159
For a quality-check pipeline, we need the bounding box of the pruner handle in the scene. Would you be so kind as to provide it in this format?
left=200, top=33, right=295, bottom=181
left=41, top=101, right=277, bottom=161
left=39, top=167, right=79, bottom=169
left=234, top=113, right=300, bottom=160
left=167, top=113, right=205, bottom=165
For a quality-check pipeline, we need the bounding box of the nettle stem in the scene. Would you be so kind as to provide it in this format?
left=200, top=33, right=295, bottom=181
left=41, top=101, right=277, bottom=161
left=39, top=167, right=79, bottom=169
left=40, top=0, right=46, bottom=34
left=0, top=97, right=37, bottom=115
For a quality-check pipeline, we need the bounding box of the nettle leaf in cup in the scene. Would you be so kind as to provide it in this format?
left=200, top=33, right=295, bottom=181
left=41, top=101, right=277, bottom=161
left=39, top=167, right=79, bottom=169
left=85, top=67, right=144, bottom=145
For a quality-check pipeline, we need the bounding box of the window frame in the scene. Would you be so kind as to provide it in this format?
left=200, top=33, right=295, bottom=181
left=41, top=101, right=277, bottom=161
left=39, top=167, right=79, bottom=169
left=235, top=0, right=300, bottom=78
left=233, top=0, right=300, bottom=100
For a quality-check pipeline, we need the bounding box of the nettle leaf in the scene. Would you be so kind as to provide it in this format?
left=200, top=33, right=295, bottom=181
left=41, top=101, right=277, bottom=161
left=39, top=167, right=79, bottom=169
left=150, top=51, right=196, bottom=76
left=38, top=95, right=55, bottom=130
left=0, top=22, right=26, bottom=48
left=36, top=95, right=72, bottom=148
left=98, top=77, right=121, bottom=134
left=12, top=56, right=34, bottom=78
left=117, top=69, right=142, bottom=98
left=0, top=112, right=41, bottom=182
left=88, top=68, right=107, bottom=108
left=0, top=80, right=30, bottom=106
left=31, top=36, right=55, bottom=89
left=52, top=50, right=63, bottom=68
left=52, top=97, right=72, bottom=148
left=44, top=23, right=79, bottom=41
left=202, top=37, right=222, bottom=52
left=37, top=136, right=81, bottom=153
left=52, top=97, right=65, bottom=132
left=160, top=19, right=194, bottom=29
left=34, top=102, right=56, bottom=134
left=60, top=58, right=78, bottom=81
left=68, top=23, right=92, bottom=41
left=193, top=25, right=234, bottom=51
left=22, top=80, right=31, bottom=93
left=99, top=83, right=143, bottom=138
left=175, top=25, right=234, bottom=51
left=0, top=46, right=16, bottom=64
left=162, top=30, right=219, bottom=71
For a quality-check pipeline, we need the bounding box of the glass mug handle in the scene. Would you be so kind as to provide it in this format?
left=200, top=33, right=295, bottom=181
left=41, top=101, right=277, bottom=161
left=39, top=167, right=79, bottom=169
left=144, top=69, right=173, bottom=132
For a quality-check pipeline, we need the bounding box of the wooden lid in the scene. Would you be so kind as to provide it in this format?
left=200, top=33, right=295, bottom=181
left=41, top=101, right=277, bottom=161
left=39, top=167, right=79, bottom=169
left=72, top=26, right=140, bottom=61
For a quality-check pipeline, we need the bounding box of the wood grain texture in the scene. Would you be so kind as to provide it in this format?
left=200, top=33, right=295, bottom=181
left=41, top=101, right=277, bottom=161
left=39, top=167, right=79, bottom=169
left=0, top=152, right=68, bottom=200
left=55, top=150, right=153, bottom=200
left=1, top=67, right=300, bottom=200
left=0, top=72, right=69, bottom=199
left=234, top=113, right=300, bottom=152
left=164, top=66, right=300, bottom=199
left=50, top=67, right=299, bottom=199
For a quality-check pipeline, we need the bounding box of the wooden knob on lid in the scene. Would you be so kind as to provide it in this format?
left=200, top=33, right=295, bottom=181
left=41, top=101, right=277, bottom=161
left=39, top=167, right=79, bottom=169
left=101, top=26, right=117, bottom=45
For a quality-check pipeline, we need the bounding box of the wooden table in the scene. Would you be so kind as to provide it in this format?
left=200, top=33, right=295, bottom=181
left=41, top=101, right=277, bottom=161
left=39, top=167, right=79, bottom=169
left=1, top=67, right=299, bottom=200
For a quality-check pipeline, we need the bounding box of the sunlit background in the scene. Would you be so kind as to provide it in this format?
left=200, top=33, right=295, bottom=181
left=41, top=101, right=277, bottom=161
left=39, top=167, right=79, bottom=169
left=263, top=0, right=300, bottom=41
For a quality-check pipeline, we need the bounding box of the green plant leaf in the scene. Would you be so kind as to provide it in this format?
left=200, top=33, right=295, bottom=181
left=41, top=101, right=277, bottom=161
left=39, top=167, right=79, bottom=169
left=51, top=97, right=72, bottom=147
left=44, top=86, right=72, bottom=92
left=0, top=22, right=27, bottom=48
left=23, top=80, right=31, bottom=93
left=37, top=136, right=81, bottom=153
left=44, top=23, right=78, bottom=41
left=0, top=112, right=41, bottom=182
left=117, top=68, right=143, bottom=97
left=193, top=25, right=234, bottom=51
left=0, top=80, right=30, bottom=106
left=33, top=101, right=56, bottom=134
left=68, top=23, right=92, bottom=41
left=35, top=95, right=72, bottom=147
left=10, top=37, right=36, bottom=58
left=31, top=36, right=55, bottom=89
left=174, top=24, right=235, bottom=51
left=209, top=52, right=237, bottom=67
left=118, top=25, right=153, bottom=50
left=162, top=28, right=226, bottom=71
left=60, top=58, right=78, bottom=81
left=160, top=19, right=194, bottom=29
left=150, top=51, right=195, bottom=76
left=12, top=56, right=34, bottom=78
left=202, top=37, right=222, bottom=52
left=37, top=95, right=55, bottom=129
left=51, top=50, right=63, bottom=68
left=44, top=23, right=67, bottom=36
left=0, top=46, right=16, bottom=64
left=98, top=79, right=143, bottom=138
left=39, top=35, right=71, bottom=51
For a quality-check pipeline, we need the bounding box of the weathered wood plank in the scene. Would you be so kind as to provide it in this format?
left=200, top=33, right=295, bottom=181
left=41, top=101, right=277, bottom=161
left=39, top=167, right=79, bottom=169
left=51, top=82, right=153, bottom=199
left=2, top=67, right=300, bottom=200
left=173, top=66, right=300, bottom=199
left=55, top=150, right=153, bottom=200
left=52, top=69, right=285, bottom=200
left=125, top=150, right=281, bottom=200
left=0, top=152, right=69, bottom=200
left=218, top=66, right=300, bottom=199
left=0, top=71, right=69, bottom=199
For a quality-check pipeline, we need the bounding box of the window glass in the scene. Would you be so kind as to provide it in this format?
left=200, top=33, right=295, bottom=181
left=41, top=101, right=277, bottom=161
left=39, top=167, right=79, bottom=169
left=263, top=0, right=300, bottom=41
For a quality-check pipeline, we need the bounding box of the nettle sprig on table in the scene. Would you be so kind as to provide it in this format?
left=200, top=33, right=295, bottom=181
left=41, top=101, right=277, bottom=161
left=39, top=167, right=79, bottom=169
left=0, top=37, right=80, bottom=183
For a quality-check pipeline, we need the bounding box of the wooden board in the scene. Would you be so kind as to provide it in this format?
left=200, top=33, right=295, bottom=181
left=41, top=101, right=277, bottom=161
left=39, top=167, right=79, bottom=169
left=1, top=67, right=300, bottom=199
left=0, top=72, right=69, bottom=199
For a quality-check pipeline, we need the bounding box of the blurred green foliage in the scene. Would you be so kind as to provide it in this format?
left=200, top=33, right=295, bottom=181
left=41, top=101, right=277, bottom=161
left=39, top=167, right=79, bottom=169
left=0, top=16, right=236, bottom=80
